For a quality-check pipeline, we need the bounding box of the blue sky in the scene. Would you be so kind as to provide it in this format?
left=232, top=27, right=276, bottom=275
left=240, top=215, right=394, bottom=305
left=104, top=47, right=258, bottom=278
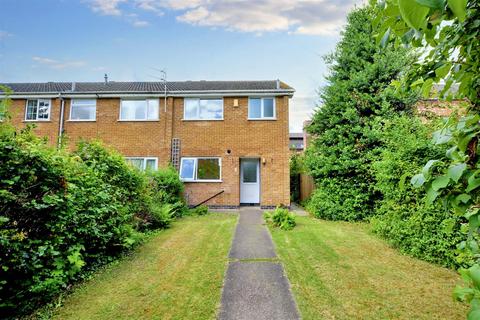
left=0, top=0, right=360, bottom=132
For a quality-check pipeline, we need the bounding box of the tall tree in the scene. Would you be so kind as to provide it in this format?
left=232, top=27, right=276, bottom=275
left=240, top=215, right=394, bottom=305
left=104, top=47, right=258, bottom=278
left=305, top=4, right=416, bottom=220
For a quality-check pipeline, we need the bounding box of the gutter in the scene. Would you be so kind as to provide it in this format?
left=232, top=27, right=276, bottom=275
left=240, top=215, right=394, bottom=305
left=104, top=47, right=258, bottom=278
left=2, top=90, right=295, bottom=99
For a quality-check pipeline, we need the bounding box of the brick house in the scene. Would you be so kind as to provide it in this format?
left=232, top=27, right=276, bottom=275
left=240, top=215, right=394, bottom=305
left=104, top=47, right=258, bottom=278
left=0, top=80, right=294, bottom=209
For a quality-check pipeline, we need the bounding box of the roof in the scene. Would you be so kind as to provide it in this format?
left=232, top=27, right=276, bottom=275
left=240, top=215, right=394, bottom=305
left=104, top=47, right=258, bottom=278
left=289, top=133, right=303, bottom=139
left=289, top=133, right=304, bottom=150
left=0, top=80, right=294, bottom=97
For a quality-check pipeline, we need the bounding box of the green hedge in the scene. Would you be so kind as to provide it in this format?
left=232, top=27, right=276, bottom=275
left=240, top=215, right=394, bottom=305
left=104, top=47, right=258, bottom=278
left=0, top=126, right=185, bottom=317
left=304, top=5, right=417, bottom=221
left=306, top=176, right=375, bottom=221
left=370, top=115, right=466, bottom=268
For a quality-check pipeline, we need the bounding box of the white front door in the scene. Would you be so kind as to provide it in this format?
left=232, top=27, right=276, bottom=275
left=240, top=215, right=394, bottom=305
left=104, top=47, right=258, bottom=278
left=240, top=158, right=260, bottom=204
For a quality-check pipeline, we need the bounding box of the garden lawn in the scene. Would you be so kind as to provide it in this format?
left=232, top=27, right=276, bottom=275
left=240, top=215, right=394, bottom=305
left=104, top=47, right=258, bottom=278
left=270, top=216, right=468, bottom=320
left=52, top=213, right=237, bottom=320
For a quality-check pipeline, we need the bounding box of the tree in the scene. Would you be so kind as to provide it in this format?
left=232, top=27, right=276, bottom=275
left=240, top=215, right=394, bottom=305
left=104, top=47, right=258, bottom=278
left=375, top=1, right=480, bottom=318
left=304, top=4, right=417, bottom=221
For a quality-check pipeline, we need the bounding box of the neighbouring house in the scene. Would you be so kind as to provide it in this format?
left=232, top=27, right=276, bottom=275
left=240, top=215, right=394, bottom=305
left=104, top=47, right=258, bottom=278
left=289, top=133, right=304, bottom=153
left=0, top=80, right=294, bottom=209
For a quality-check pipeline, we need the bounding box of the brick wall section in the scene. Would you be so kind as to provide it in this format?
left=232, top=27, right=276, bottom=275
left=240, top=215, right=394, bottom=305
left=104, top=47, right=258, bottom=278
left=7, top=95, right=290, bottom=207
left=10, top=98, right=60, bottom=144
left=416, top=99, right=466, bottom=117
left=63, top=98, right=172, bottom=165
left=172, top=96, right=290, bottom=207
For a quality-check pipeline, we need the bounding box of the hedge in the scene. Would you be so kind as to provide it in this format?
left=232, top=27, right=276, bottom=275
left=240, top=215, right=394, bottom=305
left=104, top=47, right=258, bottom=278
left=0, top=124, right=186, bottom=317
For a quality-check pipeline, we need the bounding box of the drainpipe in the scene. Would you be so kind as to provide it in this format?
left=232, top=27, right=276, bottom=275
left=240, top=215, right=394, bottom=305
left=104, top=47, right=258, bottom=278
left=57, top=93, right=65, bottom=149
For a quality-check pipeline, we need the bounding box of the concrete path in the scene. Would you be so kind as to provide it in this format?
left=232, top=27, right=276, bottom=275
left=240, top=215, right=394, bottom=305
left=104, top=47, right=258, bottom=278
left=219, top=207, right=300, bottom=320
left=290, top=203, right=309, bottom=216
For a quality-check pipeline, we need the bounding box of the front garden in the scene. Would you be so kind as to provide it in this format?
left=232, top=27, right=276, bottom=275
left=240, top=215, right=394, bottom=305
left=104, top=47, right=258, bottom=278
left=270, top=216, right=467, bottom=319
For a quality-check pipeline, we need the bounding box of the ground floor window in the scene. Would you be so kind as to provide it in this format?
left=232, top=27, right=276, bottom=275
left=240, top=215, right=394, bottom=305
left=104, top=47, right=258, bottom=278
left=180, top=157, right=221, bottom=182
left=125, top=157, right=158, bottom=171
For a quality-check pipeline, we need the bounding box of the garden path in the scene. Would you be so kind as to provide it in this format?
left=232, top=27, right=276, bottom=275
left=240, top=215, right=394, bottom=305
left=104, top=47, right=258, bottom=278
left=218, top=207, right=300, bottom=320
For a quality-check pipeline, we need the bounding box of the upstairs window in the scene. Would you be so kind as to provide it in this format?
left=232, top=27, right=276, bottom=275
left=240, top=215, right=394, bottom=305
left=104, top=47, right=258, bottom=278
left=184, top=98, right=223, bottom=120
left=180, top=157, right=221, bottom=182
left=70, top=99, right=96, bottom=121
left=125, top=157, right=158, bottom=171
left=25, top=99, right=51, bottom=121
left=248, top=97, right=275, bottom=120
left=120, top=99, right=159, bottom=121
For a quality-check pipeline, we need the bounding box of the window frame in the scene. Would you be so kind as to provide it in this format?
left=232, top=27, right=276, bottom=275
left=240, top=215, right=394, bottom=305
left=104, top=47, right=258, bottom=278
left=248, top=97, right=276, bottom=120
left=24, top=99, right=51, bottom=121
left=69, top=98, right=97, bottom=121
left=183, top=98, right=224, bottom=121
left=125, top=157, right=158, bottom=171
left=179, top=157, right=222, bottom=182
left=119, top=98, right=159, bottom=121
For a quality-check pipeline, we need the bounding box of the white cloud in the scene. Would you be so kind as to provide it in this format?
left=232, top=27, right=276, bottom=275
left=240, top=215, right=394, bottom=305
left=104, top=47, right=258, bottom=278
left=86, top=0, right=361, bottom=35
left=125, top=13, right=150, bottom=26
left=132, top=20, right=150, bottom=27
left=87, top=0, right=127, bottom=16
left=32, top=56, right=87, bottom=70
left=0, top=30, right=13, bottom=40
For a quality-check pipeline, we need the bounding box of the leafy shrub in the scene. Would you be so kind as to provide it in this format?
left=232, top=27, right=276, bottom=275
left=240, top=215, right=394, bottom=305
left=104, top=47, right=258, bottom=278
left=370, top=115, right=466, bottom=268
left=74, top=139, right=147, bottom=216
left=146, top=167, right=187, bottom=218
left=290, top=153, right=304, bottom=203
left=306, top=177, right=374, bottom=221
left=191, top=205, right=209, bottom=216
left=148, top=203, right=173, bottom=228
left=264, top=207, right=296, bottom=231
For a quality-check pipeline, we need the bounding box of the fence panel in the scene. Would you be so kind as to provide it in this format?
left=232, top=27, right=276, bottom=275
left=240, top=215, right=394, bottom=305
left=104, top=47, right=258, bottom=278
left=299, top=173, right=315, bottom=202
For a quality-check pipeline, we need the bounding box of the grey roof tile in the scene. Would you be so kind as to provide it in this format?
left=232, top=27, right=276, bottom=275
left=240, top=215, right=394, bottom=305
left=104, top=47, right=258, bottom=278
left=0, top=80, right=294, bottom=94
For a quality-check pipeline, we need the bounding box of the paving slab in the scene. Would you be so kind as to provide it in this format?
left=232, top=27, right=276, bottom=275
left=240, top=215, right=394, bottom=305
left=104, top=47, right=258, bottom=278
left=228, top=207, right=277, bottom=259
left=219, top=207, right=300, bottom=320
left=219, top=261, right=300, bottom=320
left=290, top=203, right=309, bottom=216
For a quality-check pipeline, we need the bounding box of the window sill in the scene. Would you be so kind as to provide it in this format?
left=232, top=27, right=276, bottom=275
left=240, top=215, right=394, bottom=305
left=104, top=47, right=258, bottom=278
left=182, top=180, right=223, bottom=183
left=23, top=120, right=51, bottom=122
left=248, top=118, right=277, bottom=121
left=182, top=119, right=224, bottom=121
left=117, top=119, right=160, bottom=122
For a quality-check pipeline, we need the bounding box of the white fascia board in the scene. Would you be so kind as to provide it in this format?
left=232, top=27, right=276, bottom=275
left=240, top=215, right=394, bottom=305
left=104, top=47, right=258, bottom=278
left=2, top=90, right=295, bottom=99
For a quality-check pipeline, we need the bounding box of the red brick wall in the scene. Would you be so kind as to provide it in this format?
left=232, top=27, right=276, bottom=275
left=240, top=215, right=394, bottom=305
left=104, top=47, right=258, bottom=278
left=10, top=98, right=60, bottom=144
left=7, top=95, right=291, bottom=207
left=172, top=96, right=290, bottom=207
left=416, top=99, right=466, bottom=117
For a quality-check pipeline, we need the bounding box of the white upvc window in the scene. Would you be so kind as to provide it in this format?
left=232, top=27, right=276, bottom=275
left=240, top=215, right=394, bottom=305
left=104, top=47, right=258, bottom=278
left=25, top=99, right=51, bottom=121
left=183, top=98, right=223, bottom=120
left=179, top=157, right=222, bottom=182
left=248, top=97, right=275, bottom=120
left=70, top=99, right=97, bottom=121
left=125, top=157, right=158, bottom=171
left=120, top=99, right=159, bottom=121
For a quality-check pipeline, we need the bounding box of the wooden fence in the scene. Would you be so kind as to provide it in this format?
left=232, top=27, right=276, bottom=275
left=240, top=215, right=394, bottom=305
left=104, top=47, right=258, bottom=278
left=299, top=173, right=315, bottom=202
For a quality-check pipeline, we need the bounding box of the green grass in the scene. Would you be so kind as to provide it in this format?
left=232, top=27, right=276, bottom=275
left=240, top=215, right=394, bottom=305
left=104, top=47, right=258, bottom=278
left=52, top=213, right=237, bottom=320
left=270, top=216, right=468, bottom=320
